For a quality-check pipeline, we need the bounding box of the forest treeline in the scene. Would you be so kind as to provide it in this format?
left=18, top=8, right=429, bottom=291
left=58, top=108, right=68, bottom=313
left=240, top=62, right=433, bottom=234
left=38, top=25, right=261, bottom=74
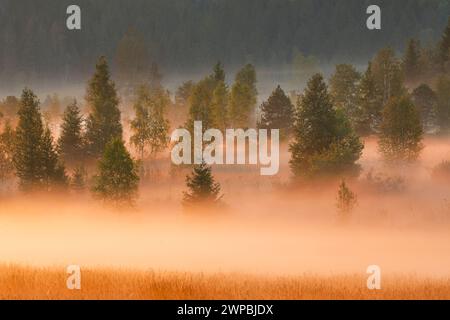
left=1, top=0, right=450, bottom=88
left=3, top=14, right=450, bottom=209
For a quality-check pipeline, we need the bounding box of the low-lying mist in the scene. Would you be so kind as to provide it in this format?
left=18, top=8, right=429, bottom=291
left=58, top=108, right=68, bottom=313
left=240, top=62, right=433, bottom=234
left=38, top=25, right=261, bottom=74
left=1, top=138, right=450, bottom=277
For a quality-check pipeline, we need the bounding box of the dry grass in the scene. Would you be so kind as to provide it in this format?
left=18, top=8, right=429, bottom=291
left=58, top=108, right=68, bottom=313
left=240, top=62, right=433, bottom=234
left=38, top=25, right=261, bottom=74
left=0, top=265, right=449, bottom=300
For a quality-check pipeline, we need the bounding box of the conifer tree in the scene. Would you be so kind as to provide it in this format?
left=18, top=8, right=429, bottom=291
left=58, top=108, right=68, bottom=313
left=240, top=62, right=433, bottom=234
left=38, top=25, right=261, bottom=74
left=435, top=75, right=450, bottom=133
left=92, top=138, right=139, bottom=206
left=211, top=80, right=229, bottom=132
left=258, top=85, right=294, bottom=139
left=358, top=62, right=383, bottom=134
left=182, top=161, right=222, bottom=209
left=71, top=165, right=87, bottom=193
left=58, top=100, right=84, bottom=166
left=13, top=88, right=45, bottom=191
left=85, top=56, right=123, bottom=159
left=289, top=74, right=363, bottom=179
left=379, top=95, right=423, bottom=161
left=213, top=61, right=225, bottom=83
left=0, top=121, right=14, bottom=183
left=412, top=84, right=437, bottom=132
left=41, top=126, right=68, bottom=191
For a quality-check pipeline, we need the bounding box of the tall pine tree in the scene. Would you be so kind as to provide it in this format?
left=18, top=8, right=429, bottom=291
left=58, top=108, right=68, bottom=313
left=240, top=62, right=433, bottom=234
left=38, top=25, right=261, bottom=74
left=85, top=56, right=123, bottom=159
left=58, top=100, right=84, bottom=167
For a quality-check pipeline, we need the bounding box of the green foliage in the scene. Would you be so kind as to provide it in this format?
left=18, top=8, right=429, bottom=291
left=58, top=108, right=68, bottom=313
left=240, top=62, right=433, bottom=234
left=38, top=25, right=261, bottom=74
left=186, top=76, right=218, bottom=132
left=371, top=47, right=405, bottom=105
left=379, top=95, right=423, bottom=162
left=58, top=100, right=84, bottom=167
left=182, top=162, right=222, bottom=209
left=258, top=85, right=294, bottom=139
left=213, top=61, right=226, bottom=83
left=85, top=56, right=123, bottom=159
left=13, top=88, right=68, bottom=192
left=336, top=180, right=357, bottom=220
left=0, top=121, right=14, bottom=183
left=130, top=84, right=170, bottom=159
left=71, top=165, right=87, bottom=192
left=439, top=17, right=450, bottom=68
left=92, top=138, right=139, bottom=206
left=329, top=64, right=362, bottom=131
left=228, top=64, right=257, bottom=127
left=289, top=74, right=363, bottom=179
left=175, top=81, right=195, bottom=107
left=357, top=63, right=382, bottom=134
left=211, top=80, right=229, bottom=132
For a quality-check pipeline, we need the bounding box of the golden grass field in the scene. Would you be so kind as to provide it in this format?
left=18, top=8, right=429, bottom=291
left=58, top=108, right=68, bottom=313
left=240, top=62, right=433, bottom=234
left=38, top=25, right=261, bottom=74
left=0, top=265, right=449, bottom=300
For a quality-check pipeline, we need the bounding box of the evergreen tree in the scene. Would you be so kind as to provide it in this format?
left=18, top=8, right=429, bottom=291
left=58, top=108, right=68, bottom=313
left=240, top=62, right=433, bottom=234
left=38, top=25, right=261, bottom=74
left=436, top=75, right=450, bottom=133
left=403, top=39, right=421, bottom=83
left=13, top=88, right=45, bottom=191
left=329, top=64, right=362, bottom=130
left=258, top=85, right=294, bottom=139
left=289, top=74, right=364, bottom=179
left=228, top=64, right=257, bottom=127
left=440, top=17, right=450, bottom=68
left=41, top=126, right=68, bottom=191
left=58, top=100, right=84, bottom=167
left=186, top=76, right=217, bottom=133
left=411, top=84, right=437, bottom=132
left=85, top=56, right=123, bottom=159
left=379, top=95, right=423, bottom=161
left=92, top=138, right=139, bottom=206
left=182, top=161, right=222, bottom=209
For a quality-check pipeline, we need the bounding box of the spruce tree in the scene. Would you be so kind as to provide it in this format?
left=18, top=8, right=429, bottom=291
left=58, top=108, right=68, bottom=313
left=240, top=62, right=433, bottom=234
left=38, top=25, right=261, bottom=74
left=358, top=62, right=382, bottom=134
left=58, top=100, right=84, bottom=167
left=0, top=121, right=14, bottom=183
left=92, top=138, right=139, bottom=206
left=289, top=74, right=363, bottom=179
left=85, top=56, right=123, bottom=159
left=182, top=161, right=222, bottom=209
left=258, top=85, right=294, bottom=139
left=379, top=95, right=423, bottom=161
left=13, top=88, right=45, bottom=191
left=41, top=126, right=68, bottom=191
left=412, top=84, right=437, bottom=132
left=213, top=61, right=225, bottom=83
left=435, top=75, right=450, bottom=133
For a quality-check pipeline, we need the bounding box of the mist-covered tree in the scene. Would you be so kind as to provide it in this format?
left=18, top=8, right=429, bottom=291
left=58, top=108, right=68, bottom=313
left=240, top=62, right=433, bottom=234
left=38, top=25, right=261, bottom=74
left=435, top=75, right=450, bottom=133
left=130, top=84, right=170, bottom=160
left=289, top=74, right=364, bottom=179
left=379, top=95, right=423, bottom=161
left=357, top=62, right=382, bottom=134
left=92, top=138, right=139, bottom=206
left=0, top=96, right=20, bottom=119
left=258, top=85, right=294, bottom=139
left=291, top=50, right=320, bottom=86
left=329, top=64, right=362, bottom=131
left=228, top=64, right=257, bottom=127
left=403, top=39, right=422, bottom=83
left=13, top=89, right=45, bottom=191
left=336, top=180, right=357, bottom=221
left=58, top=100, right=84, bottom=167
left=41, top=126, right=68, bottom=191
left=186, top=76, right=217, bottom=133
left=411, top=84, right=437, bottom=132
left=182, top=161, right=222, bottom=209
left=371, top=47, right=405, bottom=105
left=85, top=56, right=123, bottom=159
